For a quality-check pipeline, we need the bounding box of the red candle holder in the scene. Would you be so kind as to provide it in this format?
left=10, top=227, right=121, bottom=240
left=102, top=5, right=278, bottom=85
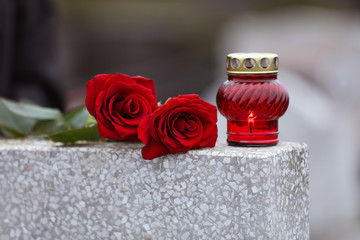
left=216, top=53, right=289, bottom=146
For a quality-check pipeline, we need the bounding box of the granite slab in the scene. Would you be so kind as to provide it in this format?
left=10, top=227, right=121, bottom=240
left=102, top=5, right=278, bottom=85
left=0, top=139, right=309, bottom=240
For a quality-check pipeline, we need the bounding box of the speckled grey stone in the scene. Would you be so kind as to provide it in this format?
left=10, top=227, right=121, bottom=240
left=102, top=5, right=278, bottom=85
left=0, top=139, right=309, bottom=240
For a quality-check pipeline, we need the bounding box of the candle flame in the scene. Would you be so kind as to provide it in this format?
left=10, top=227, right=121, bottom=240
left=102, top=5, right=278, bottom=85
left=248, top=112, right=255, bottom=124
left=248, top=112, right=255, bottom=133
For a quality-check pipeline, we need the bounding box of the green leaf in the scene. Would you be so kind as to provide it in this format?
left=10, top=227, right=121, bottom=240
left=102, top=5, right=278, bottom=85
left=1, top=98, right=63, bottom=121
left=0, top=99, right=37, bottom=135
left=85, top=115, right=97, bottom=127
left=47, top=125, right=101, bottom=145
left=64, top=106, right=90, bottom=129
left=164, top=97, right=172, bottom=104
left=32, top=120, right=67, bottom=136
left=0, top=126, right=25, bottom=137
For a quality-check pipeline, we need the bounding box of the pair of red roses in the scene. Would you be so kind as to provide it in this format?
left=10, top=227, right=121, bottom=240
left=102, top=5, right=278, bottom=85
left=85, top=73, right=217, bottom=160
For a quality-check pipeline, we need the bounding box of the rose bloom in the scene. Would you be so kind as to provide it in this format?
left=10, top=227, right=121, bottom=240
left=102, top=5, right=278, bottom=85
left=138, top=94, right=217, bottom=160
left=86, top=73, right=157, bottom=141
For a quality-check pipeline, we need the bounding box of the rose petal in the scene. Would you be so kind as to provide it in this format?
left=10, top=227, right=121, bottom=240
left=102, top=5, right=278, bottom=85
left=174, top=116, right=186, bottom=132
left=161, top=113, right=181, bottom=149
left=133, top=76, right=157, bottom=100
left=176, top=94, right=199, bottom=101
left=183, top=118, right=200, bottom=137
left=86, top=73, right=159, bottom=142
left=195, top=108, right=217, bottom=147
left=149, top=114, right=162, bottom=143
left=103, top=80, right=157, bottom=133
left=141, top=138, right=169, bottom=160
left=101, top=93, right=119, bottom=124
left=171, top=114, right=203, bottom=148
left=103, top=73, right=135, bottom=89
left=199, top=127, right=217, bottom=147
left=178, top=94, right=216, bottom=114
left=114, top=95, right=152, bottom=126
left=97, top=118, right=120, bottom=140
left=113, top=123, right=137, bottom=139
left=138, top=114, right=152, bottom=145
left=94, top=91, right=114, bottom=129
left=140, top=94, right=217, bottom=159
left=86, top=74, right=112, bottom=117
left=124, top=98, right=140, bottom=117
left=105, top=81, right=157, bottom=112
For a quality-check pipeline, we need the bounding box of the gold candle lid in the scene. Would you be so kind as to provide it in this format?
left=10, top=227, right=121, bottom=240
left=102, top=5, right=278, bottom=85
left=226, top=53, right=279, bottom=74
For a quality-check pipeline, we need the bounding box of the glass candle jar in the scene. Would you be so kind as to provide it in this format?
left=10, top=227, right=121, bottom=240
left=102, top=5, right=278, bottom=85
left=216, top=53, right=289, bottom=146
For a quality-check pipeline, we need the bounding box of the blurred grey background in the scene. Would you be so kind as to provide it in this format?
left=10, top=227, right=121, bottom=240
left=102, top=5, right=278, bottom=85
left=2, top=0, right=360, bottom=239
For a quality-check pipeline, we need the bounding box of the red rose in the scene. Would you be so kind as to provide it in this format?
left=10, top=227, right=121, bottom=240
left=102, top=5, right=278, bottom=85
left=138, top=94, right=217, bottom=160
left=85, top=73, right=157, bottom=141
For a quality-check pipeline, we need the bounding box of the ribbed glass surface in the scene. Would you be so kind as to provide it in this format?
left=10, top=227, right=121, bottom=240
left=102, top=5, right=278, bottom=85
left=216, top=74, right=289, bottom=146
